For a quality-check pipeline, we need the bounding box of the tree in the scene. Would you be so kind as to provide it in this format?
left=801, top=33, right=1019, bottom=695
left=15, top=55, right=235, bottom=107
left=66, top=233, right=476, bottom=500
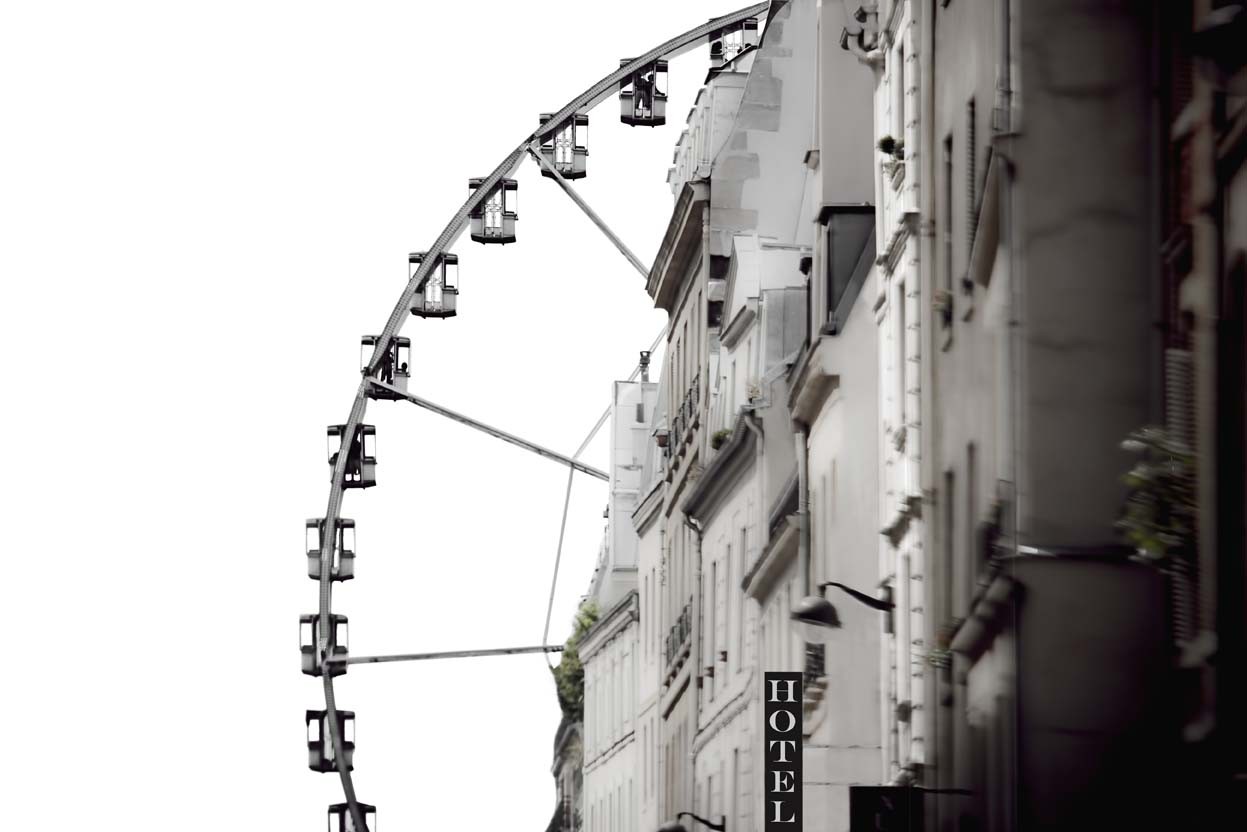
left=551, top=599, right=600, bottom=721
left=1117, top=426, right=1196, bottom=562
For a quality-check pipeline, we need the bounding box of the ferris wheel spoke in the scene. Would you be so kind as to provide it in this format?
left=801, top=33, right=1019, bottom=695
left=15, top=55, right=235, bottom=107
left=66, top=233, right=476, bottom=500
left=367, top=378, right=608, bottom=481
left=526, top=144, right=649, bottom=278
left=328, top=644, right=565, bottom=666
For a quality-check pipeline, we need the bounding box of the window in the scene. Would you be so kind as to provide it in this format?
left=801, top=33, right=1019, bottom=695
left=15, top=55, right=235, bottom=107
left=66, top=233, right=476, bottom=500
left=966, top=99, right=977, bottom=258
left=643, top=575, right=649, bottom=658
left=943, top=470, right=955, bottom=623
left=897, top=281, right=907, bottom=426
left=642, top=725, right=648, bottom=798
left=894, top=45, right=905, bottom=140
left=967, top=442, right=978, bottom=592
left=724, top=543, right=733, bottom=675
left=942, top=135, right=952, bottom=304
left=737, top=527, right=747, bottom=670
left=823, top=207, right=876, bottom=333
left=653, top=566, right=663, bottom=658
left=708, top=558, right=718, bottom=698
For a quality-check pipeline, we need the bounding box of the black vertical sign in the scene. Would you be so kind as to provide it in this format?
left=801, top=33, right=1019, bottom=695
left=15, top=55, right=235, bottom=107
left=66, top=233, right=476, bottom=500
left=764, top=671, right=802, bottom=831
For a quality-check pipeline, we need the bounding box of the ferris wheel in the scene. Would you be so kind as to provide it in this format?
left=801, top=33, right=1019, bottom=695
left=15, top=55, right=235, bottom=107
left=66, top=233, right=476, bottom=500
left=303, top=6, right=767, bottom=830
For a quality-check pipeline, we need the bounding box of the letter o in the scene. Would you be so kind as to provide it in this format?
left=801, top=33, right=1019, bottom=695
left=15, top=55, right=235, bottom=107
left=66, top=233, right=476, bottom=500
left=768, top=709, right=797, bottom=733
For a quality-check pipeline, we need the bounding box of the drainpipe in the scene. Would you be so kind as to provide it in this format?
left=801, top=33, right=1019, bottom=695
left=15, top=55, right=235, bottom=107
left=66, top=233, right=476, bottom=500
left=684, top=514, right=705, bottom=815
left=998, top=4, right=1023, bottom=832
left=994, top=0, right=1012, bottom=134
left=657, top=521, right=667, bottom=821
left=918, top=0, right=939, bottom=813
left=794, top=423, right=812, bottom=597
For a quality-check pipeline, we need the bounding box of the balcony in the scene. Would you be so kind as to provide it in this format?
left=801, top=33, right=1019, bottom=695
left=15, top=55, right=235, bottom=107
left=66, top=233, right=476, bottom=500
left=670, top=375, right=701, bottom=453
left=664, top=601, right=693, bottom=669
left=802, top=643, right=827, bottom=723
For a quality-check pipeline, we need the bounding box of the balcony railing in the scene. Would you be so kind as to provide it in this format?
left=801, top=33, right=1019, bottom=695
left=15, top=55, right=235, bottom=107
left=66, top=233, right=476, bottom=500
left=803, top=642, right=825, bottom=685
left=664, top=601, right=693, bottom=667
left=670, top=375, right=701, bottom=450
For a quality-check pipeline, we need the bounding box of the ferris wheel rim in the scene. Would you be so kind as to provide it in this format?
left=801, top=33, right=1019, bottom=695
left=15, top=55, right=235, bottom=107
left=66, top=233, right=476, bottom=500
left=315, top=5, right=769, bottom=829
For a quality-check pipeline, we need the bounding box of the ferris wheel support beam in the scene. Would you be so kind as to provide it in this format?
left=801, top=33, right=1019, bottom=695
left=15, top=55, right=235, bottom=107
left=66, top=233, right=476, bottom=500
left=321, top=7, right=769, bottom=829
left=527, top=145, right=650, bottom=279
left=368, top=379, right=609, bottom=481
left=329, top=644, right=565, bottom=666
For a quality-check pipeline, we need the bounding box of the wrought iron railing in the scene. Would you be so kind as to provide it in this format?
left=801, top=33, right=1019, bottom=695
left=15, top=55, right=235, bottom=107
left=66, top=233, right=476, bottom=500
left=664, top=601, right=693, bottom=666
left=803, top=642, right=825, bottom=686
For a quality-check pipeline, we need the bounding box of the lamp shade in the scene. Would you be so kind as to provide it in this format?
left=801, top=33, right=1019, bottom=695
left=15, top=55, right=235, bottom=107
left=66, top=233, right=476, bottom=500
left=790, top=595, right=842, bottom=644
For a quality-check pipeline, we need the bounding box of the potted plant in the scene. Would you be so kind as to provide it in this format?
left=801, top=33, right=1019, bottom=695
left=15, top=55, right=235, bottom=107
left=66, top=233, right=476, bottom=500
left=877, top=135, right=906, bottom=181
left=933, top=288, right=953, bottom=327
left=1116, top=426, right=1196, bottom=564
left=710, top=427, right=732, bottom=450
left=877, top=134, right=905, bottom=159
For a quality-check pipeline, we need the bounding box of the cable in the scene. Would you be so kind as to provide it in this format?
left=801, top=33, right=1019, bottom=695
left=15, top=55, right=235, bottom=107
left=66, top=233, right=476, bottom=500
left=542, top=325, right=666, bottom=667
left=542, top=467, right=578, bottom=670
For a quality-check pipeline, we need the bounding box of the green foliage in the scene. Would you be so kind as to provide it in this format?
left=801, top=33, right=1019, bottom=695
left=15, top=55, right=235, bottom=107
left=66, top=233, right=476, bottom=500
left=550, top=599, right=600, bottom=721
left=877, top=135, right=905, bottom=160
left=710, top=428, right=733, bottom=450
left=1116, top=426, right=1196, bottom=563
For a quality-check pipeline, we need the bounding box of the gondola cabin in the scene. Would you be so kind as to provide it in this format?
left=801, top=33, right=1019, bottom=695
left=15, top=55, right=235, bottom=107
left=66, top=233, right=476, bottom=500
left=306, top=709, right=355, bottom=772
left=328, top=802, right=376, bottom=832
left=468, top=178, right=518, bottom=244
left=306, top=518, right=355, bottom=581
left=361, top=336, right=410, bottom=397
left=619, top=59, right=668, bottom=126
left=300, top=613, right=348, bottom=677
left=408, top=252, right=459, bottom=318
left=538, top=112, right=588, bottom=179
left=327, top=424, right=376, bottom=489
left=709, top=17, right=758, bottom=65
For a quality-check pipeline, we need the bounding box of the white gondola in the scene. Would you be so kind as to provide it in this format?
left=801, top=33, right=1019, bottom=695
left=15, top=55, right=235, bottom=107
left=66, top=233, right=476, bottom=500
left=361, top=336, right=410, bottom=397
left=328, top=802, right=376, bottom=832
left=538, top=112, right=589, bottom=179
left=306, top=518, right=355, bottom=581
left=327, top=424, right=376, bottom=489
left=408, top=252, right=459, bottom=318
left=709, top=17, right=758, bottom=65
left=468, top=178, right=518, bottom=244
left=300, top=614, right=348, bottom=677
left=306, top=709, right=355, bottom=772
left=619, top=59, right=668, bottom=126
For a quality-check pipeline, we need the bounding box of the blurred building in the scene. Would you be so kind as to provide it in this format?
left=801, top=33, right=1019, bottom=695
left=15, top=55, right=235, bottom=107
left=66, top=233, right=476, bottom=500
left=548, top=716, right=584, bottom=832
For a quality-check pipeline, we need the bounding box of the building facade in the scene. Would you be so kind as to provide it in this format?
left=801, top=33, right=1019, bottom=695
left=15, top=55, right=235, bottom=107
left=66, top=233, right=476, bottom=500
left=547, top=1, right=1247, bottom=829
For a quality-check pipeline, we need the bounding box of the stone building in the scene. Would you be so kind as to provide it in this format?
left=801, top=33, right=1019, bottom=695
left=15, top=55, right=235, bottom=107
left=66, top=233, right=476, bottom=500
left=548, top=2, right=1247, bottom=829
left=548, top=717, right=584, bottom=832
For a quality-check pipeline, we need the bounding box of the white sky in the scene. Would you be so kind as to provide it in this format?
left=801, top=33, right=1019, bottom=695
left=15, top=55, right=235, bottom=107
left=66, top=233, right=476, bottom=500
left=0, top=1, right=743, bottom=829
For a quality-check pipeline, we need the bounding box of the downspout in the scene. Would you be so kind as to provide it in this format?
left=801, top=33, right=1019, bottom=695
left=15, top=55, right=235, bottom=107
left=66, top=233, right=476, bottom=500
left=998, top=3, right=1023, bottom=832
left=684, top=514, right=705, bottom=815
left=794, top=423, right=812, bottom=597
left=917, top=0, right=938, bottom=810
left=745, top=411, right=766, bottom=536
left=657, top=521, right=667, bottom=821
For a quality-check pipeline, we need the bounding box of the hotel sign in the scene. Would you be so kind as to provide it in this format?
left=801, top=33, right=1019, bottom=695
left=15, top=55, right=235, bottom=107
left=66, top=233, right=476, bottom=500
left=764, top=672, right=802, bottom=831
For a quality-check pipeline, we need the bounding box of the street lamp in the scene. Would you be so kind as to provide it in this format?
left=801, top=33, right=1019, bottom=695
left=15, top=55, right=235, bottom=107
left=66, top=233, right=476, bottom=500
left=791, top=581, right=894, bottom=644
left=658, top=812, right=726, bottom=832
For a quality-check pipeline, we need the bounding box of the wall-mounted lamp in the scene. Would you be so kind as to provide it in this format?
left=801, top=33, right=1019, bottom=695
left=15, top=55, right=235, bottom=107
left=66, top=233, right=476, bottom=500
left=658, top=812, right=726, bottom=832
left=790, top=581, right=894, bottom=644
